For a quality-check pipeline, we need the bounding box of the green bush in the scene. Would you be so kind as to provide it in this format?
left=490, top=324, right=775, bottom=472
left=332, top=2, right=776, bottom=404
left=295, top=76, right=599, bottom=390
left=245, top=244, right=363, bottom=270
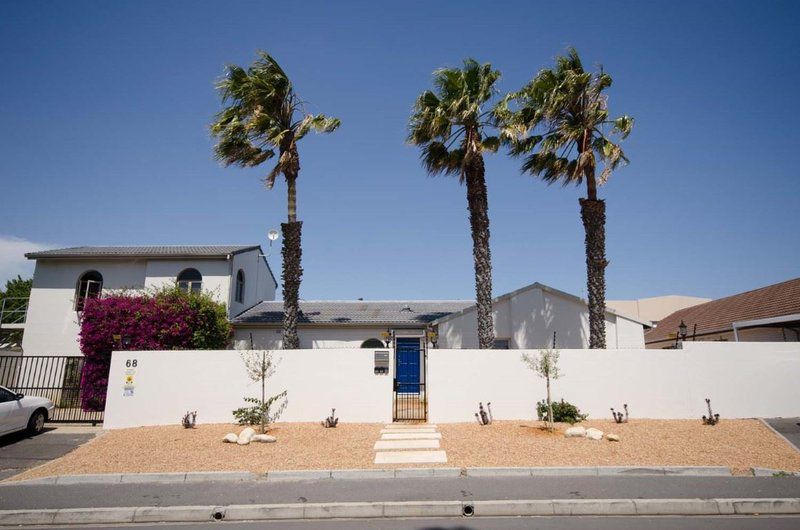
left=232, top=392, right=288, bottom=428
left=536, top=398, right=587, bottom=424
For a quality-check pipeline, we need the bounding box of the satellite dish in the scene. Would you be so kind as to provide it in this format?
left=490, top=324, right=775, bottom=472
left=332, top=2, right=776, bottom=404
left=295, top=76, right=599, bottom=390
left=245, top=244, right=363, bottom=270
left=267, top=229, right=279, bottom=242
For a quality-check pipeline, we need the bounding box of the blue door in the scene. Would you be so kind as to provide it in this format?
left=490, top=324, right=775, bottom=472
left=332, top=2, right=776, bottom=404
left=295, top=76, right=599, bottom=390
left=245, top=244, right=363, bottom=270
left=395, top=338, right=421, bottom=393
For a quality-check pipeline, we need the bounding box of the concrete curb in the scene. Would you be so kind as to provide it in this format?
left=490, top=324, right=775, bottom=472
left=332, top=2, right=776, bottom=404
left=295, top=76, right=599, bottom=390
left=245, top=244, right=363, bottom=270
left=752, top=467, right=800, bottom=477
left=0, top=498, right=798, bottom=525
left=759, top=418, right=800, bottom=453
left=2, top=466, right=738, bottom=486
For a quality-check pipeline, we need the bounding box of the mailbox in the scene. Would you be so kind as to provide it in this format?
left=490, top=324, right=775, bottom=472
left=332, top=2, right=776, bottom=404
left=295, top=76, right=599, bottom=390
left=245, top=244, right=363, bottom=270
left=374, top=350, right=390, bottom=375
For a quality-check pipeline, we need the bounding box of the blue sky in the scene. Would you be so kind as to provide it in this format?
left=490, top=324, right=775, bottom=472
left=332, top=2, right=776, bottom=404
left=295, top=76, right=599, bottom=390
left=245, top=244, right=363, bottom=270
left=1, top=1, right=798, bottom=301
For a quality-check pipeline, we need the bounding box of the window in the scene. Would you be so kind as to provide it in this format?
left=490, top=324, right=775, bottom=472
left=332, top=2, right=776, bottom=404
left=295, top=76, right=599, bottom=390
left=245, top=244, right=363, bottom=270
left=75, top=270, right=103, bottom=311
left=361, top=338, right=385, bottom=348
left=0, top=387, right=16, bottom=403
left=235, top=269, right=245, bottom=303
left=177, top=268, right=202, bottom=294
left=492, top=338, right=510, bottom=349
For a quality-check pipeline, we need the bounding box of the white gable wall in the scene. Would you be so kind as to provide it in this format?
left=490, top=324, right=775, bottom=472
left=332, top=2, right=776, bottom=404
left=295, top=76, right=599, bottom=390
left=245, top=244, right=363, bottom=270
left=436, top=285, right=644, bottom=349
left=229, top=249, right=276, bottom=317
left=143, top=259, right=232, bottom=308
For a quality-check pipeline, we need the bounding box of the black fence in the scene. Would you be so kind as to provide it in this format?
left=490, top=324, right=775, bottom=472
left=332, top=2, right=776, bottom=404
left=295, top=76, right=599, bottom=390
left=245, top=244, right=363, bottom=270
left=392, top=381, right=427, bottom=422
left=0, top=355, right=103, bottom=424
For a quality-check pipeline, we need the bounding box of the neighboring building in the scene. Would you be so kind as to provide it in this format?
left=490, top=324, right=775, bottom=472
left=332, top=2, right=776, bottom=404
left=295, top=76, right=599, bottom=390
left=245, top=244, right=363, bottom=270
left=434, top=283, right=646, bottom=349
left=232, top=282, right=647, bottom=350
left=12, top=246, right=276, bottom=355
left=645, top=277, right=800, bottom=349
left=607, top=295, right=710, bottom=327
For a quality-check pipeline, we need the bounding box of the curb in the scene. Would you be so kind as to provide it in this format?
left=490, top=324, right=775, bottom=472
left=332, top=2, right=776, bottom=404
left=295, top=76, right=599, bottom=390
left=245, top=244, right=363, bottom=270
left=2, top=466, right=736, bottom=486
left=0, top=498, right=798, bottom=525
left=759, top=418, right=800, bottom=453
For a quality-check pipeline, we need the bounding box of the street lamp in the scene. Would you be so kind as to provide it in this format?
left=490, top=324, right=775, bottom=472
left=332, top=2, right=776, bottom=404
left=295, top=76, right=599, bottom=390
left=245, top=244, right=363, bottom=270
left=678, top=320, right=688, bottom=342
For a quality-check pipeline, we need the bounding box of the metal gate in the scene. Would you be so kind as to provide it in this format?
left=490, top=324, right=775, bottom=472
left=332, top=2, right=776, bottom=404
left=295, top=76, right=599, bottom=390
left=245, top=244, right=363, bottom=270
left=0, top=356, right=103, bottom=424
left=392, top=337, right=427, bottom=422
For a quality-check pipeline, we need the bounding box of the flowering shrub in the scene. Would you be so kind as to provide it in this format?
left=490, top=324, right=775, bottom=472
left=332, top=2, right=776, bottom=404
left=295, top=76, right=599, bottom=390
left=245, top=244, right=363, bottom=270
left=79, top=287, right=231, bottom=411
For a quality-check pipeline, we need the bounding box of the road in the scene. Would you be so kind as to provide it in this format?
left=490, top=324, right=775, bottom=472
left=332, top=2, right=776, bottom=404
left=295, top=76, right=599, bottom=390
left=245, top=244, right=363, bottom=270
left=14, top=516, right=800, bottom=529
left=2, top=475, right=799, bottom=510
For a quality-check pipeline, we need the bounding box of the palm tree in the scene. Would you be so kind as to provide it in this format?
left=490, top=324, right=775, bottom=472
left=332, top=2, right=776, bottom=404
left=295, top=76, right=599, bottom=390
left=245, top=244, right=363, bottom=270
left=408, top=59, right=501, bottom=349
left=211, top=52, right=340, bottom=349
left=498, top=48, right=633, bottom=348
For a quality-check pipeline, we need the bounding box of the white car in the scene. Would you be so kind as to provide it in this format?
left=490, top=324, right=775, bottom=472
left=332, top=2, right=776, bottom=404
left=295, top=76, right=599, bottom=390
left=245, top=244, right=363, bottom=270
left=0, top=385, right=55, bottom=436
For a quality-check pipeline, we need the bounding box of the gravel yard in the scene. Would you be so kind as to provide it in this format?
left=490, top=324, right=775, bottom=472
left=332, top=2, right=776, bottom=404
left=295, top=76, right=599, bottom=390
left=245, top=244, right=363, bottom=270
left=8, top=419, right=800, bottom=481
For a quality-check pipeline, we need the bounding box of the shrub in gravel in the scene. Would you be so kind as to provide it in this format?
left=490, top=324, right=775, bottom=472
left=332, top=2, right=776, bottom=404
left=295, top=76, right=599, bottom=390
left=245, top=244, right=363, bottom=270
left=537, top=398, right=588, bottom=425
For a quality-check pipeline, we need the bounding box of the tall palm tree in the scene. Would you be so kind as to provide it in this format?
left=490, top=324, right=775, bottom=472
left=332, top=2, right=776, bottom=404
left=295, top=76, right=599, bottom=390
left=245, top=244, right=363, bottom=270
left=211, top=52, right=340, bottom=349
left=408, top=59, right=501, bottom=349
left=498, top=48, right=633, bottom=348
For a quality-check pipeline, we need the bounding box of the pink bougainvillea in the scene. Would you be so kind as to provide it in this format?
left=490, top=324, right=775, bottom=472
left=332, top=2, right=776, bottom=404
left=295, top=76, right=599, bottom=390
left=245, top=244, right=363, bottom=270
left=79, top=288, right=230, bottom=411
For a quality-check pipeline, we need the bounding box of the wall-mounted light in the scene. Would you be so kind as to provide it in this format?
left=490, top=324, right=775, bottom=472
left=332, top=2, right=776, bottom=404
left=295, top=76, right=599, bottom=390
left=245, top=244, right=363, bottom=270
left=380, top=330, right=393, bottom=348
left=427, top=329, right=438, bottom=348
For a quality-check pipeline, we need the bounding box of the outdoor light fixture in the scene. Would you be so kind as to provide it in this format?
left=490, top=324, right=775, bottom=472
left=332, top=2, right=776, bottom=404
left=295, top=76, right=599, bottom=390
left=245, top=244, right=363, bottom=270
left=427, top=330, right=438, bottom=348
left=678, top=320, right=688, bottom=341
left=380, top=330, right=393, bottom=347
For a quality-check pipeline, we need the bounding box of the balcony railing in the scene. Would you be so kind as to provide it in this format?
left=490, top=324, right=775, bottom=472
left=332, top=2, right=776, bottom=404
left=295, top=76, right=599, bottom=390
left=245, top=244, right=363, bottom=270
left=0, top=297, right=29, bottom=325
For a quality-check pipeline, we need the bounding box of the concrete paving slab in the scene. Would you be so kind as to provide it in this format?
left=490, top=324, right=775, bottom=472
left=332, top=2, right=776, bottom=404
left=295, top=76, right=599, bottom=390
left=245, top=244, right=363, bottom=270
left=472, top=499, right=554, bottom=516
left=552, top=498, right=636, bottom=515
left=133, top=505, right=215, bottom=523
left=379, top=428, right=436, bottom=435
left=380, top=432, right=441, bottom=440
left=120, top=472, right=187, bottom=483
left=303, top=502, right=384, bottom=519
left=267, top=470, right=332, bottom=481
left=383, top=500, right=462, bottom=517
left=225, top=503, right=305, bottom=520
left=633, top=498, right=722, bottom=515
left=331, top=469, right=395, bottom=480
left=466, top=467, right=532, bottom=477
left=56, top=473, right=122, bottom=485
left=384, top=424, right=437, bottom=429
left=53, top=506, right=136, bottom=524
left=374, top=439, right=440, bottom=450
left=374, top=450, right=447, bottom=464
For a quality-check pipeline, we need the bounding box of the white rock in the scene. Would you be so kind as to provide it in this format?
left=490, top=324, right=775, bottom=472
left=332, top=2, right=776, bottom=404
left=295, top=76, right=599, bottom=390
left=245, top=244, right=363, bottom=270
left=237, top=427, right=256, bottom=445
left=252, top=434, right=277, bottom=443
left=607, top=433, right=620, bottom=442
left=223, top=433, right=238, bottom=443
left=585, top=427, right=604, bottom=440
left=564, top=426, right=586, bottom=438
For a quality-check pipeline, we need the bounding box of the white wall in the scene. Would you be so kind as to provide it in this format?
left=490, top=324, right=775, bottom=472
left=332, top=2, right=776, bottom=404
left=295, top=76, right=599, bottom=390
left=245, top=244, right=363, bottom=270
left=427, top=342, right=800, bottom=422
left=229, top=250, right=277, bottom=317
left=144, top=260, right=231, bottom=309
left=102, top=342, right=800, bottom=429
left=437, top=286, right=644, bottom=349
left=234, top=327, right=393, bottom=350
left=22, top=260, right=148, bottom=354
left=103, top=348, right=393, bottom=429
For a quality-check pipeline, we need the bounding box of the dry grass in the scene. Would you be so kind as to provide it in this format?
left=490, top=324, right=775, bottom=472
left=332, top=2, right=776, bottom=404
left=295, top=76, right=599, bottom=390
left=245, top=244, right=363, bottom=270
left=441, top=419, right=800, bottom=475
left=9, top=419, right=800, bottom=482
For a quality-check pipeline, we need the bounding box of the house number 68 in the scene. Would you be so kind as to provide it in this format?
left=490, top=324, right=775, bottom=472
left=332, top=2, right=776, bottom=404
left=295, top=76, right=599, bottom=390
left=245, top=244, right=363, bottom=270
left=125, top=359, right=138, bottom=368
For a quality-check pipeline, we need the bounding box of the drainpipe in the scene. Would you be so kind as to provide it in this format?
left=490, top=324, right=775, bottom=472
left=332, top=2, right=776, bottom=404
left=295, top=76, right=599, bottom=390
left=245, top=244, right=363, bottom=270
left=732, top=323, right=740, bottom=342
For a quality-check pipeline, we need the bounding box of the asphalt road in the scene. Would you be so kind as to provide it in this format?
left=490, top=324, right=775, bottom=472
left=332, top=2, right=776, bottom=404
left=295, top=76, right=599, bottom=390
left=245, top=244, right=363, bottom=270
left=2, top=476, right=800, bottom=510
left=0, top=427, right=96, bottom=481
left=15, top=515, right=800, bottom=529
left=765, top=417, right=800, bottom=451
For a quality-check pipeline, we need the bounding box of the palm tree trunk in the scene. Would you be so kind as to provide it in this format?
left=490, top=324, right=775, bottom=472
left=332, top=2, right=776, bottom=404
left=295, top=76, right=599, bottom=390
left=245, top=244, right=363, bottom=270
left=282, top=166, right=302, bottom=350
left=465, top=154, right=495, bottom=349
left=580, top=195, right=607, bottom=349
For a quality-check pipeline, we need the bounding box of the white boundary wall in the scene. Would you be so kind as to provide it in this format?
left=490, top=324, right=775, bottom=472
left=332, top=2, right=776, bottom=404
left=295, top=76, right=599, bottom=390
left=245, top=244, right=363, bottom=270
left=103, top=343, right=800, bottom=429
left=103, top=349, right=392, bottom=429
left=428, top=342, right=800, bottom=422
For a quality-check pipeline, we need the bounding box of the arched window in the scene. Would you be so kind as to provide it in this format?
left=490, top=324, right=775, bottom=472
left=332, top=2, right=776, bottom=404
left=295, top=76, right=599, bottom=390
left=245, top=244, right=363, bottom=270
left=75, top=270, right=103, bottom=311
left=235, top=269, right=245, bottom=303
left=177, top=268, right=202, bottom=294
left=361, top=338, right=385, bottom=348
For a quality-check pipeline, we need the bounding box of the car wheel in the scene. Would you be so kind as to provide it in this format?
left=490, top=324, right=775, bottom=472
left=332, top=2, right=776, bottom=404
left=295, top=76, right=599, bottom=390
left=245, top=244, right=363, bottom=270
left=27, top=409, right=46, bottom=435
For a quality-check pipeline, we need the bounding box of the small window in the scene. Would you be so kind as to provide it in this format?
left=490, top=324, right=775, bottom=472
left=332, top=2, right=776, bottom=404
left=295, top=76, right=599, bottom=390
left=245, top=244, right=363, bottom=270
left=75, top=270, right=103, bottom=311
left=177, top=268, right=202, bottom=294
left=361, top=338, right=385, bottom=348
left=235, top=269, right=245, bottom=303
left=492, top=338, right=510, bottom=349
left=0, top=387, right=16, bottom=403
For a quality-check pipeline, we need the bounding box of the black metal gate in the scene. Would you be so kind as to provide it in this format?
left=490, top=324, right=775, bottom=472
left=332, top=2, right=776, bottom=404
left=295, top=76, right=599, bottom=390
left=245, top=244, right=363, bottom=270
left=392, top=339, right=427, bottom=422
left=0, top=355, right=103, bottom=424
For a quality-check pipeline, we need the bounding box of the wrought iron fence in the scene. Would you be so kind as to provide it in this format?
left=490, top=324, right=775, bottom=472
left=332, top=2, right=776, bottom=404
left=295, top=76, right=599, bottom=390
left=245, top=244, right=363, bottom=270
left=0, top=355, right=103, bottom=424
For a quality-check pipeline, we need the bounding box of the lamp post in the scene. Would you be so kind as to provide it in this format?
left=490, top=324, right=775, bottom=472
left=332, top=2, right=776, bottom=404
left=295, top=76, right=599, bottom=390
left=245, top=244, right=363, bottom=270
left=677, top=320, right=688, bottom=346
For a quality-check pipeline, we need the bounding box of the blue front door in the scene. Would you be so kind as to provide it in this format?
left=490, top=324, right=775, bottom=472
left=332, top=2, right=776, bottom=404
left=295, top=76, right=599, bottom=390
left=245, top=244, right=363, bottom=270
left=395, top=338, right=421, bottom=393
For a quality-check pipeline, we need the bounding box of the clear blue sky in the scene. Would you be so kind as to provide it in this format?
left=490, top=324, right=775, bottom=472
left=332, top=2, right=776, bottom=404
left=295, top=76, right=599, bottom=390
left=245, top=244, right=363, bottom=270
left=1, top=1, right=798, bottom=301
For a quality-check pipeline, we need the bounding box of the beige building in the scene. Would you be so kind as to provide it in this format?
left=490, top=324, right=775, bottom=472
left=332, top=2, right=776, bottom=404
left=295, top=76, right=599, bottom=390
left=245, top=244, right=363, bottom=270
left=607, top=295, right=710, bottom=327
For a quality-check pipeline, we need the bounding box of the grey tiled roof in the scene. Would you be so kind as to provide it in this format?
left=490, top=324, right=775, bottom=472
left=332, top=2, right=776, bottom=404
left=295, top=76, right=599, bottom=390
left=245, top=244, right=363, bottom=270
left=26, top=245, right=261, bottom=259
left=233, top=300, right=473, bottom=326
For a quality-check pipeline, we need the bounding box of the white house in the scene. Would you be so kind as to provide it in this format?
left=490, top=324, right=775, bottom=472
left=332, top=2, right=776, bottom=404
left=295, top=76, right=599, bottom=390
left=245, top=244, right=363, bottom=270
left=15, top=246, right=276, bottom=355
left=6, top=245, right=646, bottom=355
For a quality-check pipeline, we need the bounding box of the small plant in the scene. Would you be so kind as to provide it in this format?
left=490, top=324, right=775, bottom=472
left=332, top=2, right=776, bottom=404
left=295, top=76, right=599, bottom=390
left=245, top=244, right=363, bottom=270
left=536, top=398, right=587, bottom=425
left=702, top=398, right=720, bottom=425
left=236, top=350, right=288, bottom=433
left=474, top=402, right=493, bottom=425
left=522, top=348, right=561, bottom=431
left=321, top=408, right=339, bottom=428
left=611, top=404, right=629, bottom=424
left=181, top=410, right=197, bottom=429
